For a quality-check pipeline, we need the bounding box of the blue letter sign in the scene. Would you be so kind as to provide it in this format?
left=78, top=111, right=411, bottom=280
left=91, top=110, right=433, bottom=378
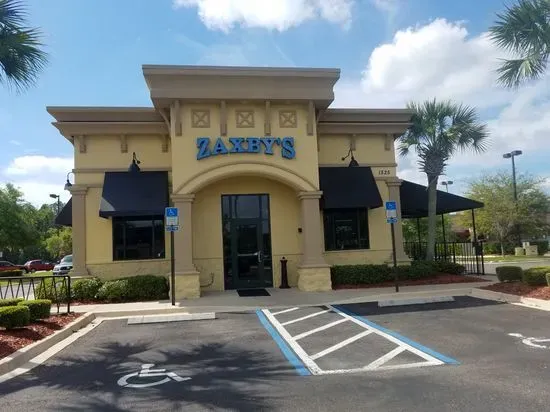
left=196, top=137, right=296, bottom=160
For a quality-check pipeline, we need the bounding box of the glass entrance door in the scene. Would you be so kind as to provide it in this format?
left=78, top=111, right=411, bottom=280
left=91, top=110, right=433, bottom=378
left=222, top=194, right=273, bottom=289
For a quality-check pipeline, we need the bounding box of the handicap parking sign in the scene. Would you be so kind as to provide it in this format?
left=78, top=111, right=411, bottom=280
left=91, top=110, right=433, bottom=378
left=165, top=207, right=179, bottom=228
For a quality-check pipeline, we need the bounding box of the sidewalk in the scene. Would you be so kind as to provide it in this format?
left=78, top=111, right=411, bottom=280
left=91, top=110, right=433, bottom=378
left=66, top=277, right=496, bottom=317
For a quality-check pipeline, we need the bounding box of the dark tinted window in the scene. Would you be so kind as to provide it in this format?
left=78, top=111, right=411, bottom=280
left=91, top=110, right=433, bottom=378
left=323, top=209, right=370, bottom=251
left=113, top=217, right=165, bottom=261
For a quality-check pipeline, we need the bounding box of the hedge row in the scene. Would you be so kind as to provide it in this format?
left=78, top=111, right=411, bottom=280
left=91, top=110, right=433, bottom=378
left=496, top=265, right=550, bottom=286
left=0, top=299, right=52, bottom=329
left=330, top=260, right=465, bottom=286
left=71, top=275, right=169, bottom=303
left=0, top=270, right=24, bottom=278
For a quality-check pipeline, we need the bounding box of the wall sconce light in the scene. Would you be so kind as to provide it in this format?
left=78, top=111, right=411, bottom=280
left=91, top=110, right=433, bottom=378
left=64, top=171, right=74, bottom=191
left=128, top=152, right=141, bottom=173
left=341, top=147, right=359, bottom=167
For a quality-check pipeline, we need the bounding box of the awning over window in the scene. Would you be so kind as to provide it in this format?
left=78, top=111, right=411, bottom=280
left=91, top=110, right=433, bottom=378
left=54, top=198, right=72, bottom=227
left=400, top=180, right=484, bottom=218
left=99, top=171, right=169, bottom=218
left=318, top=167, right=383, bottom=210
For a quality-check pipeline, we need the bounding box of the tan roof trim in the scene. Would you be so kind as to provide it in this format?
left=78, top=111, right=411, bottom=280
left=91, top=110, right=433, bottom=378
left=47, top=106, right=162, bottom=123
left=320, top=108, right=414, bottom=123
left=317, top=122, right=412, bottom=135
left=143, top=64, right=341, bottom=110
left=52, top=121, right=168, bottom=137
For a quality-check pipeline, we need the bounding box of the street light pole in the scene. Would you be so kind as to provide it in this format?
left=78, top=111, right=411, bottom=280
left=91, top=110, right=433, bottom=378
left=49, top=194, right=61, bottom=215
left=503, top=150, right=522, bottom=246
left=441, top=180, right=454, bottom=193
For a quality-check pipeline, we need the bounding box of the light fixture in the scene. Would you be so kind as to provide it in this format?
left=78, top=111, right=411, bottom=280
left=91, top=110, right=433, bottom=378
left=341, top=147, right=359, bottom=167
left=64, top=172, right=74, bottom=191
left=128, top=152, right=141, bottom=173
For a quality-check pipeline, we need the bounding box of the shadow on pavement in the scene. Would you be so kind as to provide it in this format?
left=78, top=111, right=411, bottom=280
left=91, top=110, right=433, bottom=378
left=0, top=339, right=287, bottom=411
left=340, top=296, right=505, bottom=317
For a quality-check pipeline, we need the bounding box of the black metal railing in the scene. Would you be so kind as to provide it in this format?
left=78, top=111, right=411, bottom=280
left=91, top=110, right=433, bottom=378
left=404, top=241, right=485, bottom=275
left=0, top=275, right=71, bottom=313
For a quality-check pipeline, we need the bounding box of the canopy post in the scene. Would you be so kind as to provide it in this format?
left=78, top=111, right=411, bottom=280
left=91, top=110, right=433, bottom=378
left=441, top=214, right=447, bottom=259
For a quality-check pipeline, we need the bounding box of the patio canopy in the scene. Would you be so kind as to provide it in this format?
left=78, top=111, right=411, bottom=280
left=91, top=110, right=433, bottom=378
left=400, top=180, right=484, bottom=218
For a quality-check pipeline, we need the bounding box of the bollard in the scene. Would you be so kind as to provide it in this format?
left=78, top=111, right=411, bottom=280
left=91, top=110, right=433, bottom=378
left=279, top=257, right=290, bottom=289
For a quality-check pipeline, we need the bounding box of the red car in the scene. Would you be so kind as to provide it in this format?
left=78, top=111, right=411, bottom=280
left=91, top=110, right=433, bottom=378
left=24, top=260, right=55, bottom=273
left=0, top=261, right=27, bottom=273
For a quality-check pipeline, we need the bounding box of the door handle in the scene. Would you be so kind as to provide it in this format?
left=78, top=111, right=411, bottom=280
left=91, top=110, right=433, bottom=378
left=257, top=250, right=262, bottom=263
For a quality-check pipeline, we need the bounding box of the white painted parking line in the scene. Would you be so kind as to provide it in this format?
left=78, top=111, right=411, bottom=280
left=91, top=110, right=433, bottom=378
left=281, top=309, right=331, bottom=326
left=310, top=330, right=372, bottom=360
left=294, top=318, right=348, bottom=341
left=271, top=307, right=299, bottom=316
left=262, top=304, right=455, bottom=376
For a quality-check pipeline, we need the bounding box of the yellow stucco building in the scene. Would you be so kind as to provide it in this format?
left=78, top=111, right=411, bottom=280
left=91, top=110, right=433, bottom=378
left=48, top=65, right=414, bottom=299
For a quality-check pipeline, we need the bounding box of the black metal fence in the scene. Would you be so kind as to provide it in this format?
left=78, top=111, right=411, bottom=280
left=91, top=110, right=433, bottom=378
left=0, top=275, right=71, bottom=313
left=404, top=241, right=485, bottom=275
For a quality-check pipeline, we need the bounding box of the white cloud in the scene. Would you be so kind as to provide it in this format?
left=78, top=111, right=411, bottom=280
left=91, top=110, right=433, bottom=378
left=173, top=0, right=354, bottom=32
left=332, top=18, right=550, bottom=185
left=9, top=140, right=21, bottom=146
left=1, top=155, right=73, bottom=206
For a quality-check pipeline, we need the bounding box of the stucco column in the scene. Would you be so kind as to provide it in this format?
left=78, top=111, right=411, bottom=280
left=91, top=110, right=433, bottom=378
left=297, top=191, right=332, bottom=292
left=386, top=179, right=410, bottom=263
left=171, top=193, right=200, bottom=299
left=69, top=186, right=88, bottom=277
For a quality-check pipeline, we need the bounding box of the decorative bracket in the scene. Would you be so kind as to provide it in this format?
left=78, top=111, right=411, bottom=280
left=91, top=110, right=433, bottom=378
left=307, top=100, right=315, bottom=136
left=119, top=135, right=128, bottom=153
left=161, top=134, right=170, bottom=152
left=220, top=100, right=227, bottom=136
left=385, top=134, right=393, bottom=151
left=264, top=101, right=271, bottom=136
left=174, top=100, right=182, bottom=136
left=77, top=135, right=87, bottom=153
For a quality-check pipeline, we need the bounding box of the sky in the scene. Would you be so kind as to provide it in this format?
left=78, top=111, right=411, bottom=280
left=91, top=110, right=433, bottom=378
left=1, top=0, right=549, bottom=207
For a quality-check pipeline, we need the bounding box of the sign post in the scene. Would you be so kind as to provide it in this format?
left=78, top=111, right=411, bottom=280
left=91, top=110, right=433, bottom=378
left=385, top=201, right=399, bottom=293
left=165, top=207, right=180, bottom=306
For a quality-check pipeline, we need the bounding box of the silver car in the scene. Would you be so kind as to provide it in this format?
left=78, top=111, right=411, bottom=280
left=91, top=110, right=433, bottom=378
left=53, top=254, right=73, bottom=275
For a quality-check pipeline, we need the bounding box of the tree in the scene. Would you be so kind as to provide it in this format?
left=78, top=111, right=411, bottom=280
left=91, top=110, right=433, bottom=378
left=457, top=171, right=550, bottom=255
left=399, top=99, right=489, bottom=260
left=44, top=227, right=72, bottom=260
left=0, top=183, right=37, bottom=255
left=489, top=0, right=550, bottom=88
left=0, top=0, right=48, bottom=92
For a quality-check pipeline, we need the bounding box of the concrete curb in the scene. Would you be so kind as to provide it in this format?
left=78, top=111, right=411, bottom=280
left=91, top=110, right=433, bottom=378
left=470, top=288, right=550, bottom=311
left=127, top=312, right=216, bottom=324
left=378, top=295, right=455, bottom=307
left=0, top=312, right=95, bottom=377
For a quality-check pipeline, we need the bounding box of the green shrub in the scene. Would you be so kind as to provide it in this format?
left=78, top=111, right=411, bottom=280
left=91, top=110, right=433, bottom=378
left=95, top=275, right=169, bottom=302
left=0, top=305, right=30, bottom=329
left=35, top=277, right=70, bottom=303
left=18, top=299, right=51, bottom=321
left=0, top=298, right=24, bottom=307
left=0, top=270, right=24, bottom=278
left=406, top=261, right=438, bottom=279
left=433, top=261, right=466, bottom=275
left=496, top=266, right=523, bottom=282
left=530, top=241, right=549, bottom=256
left=331, top=264, right=393, bottom=286
left=73, top=277, right=103, bottom=300
left=522, top=266, right=550, bottom=286
left=95, top=279, right=129, bottom=302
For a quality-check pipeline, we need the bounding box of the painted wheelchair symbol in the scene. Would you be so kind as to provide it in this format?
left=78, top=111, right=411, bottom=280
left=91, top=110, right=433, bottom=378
left=117, top=363, right=191, bottom=388
left=509, top=333, right=550, bottom=349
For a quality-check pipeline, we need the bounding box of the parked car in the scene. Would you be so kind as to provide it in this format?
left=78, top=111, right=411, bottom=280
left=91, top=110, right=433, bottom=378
left=0, top=261, right=27, bottom=273
left=53, top=255, right=73, bottom=276
left=24, top=260, right=55, bottom=273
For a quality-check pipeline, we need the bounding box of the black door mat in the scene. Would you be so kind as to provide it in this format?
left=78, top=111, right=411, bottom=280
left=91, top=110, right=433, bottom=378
left=237, top=288, right=271, bottom=297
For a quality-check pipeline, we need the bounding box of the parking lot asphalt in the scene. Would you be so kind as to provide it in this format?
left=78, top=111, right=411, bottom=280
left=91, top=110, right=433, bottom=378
left=1, top=296, right=550, bottom=412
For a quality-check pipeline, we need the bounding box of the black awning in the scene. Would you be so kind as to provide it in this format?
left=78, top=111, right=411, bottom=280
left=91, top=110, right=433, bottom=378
left=99, top=171, right=169, bottom=218
left=54, top=198, right=72, bottom=227
left=400, top=180, right=484, bottom=218
left=319, top=167, right=383, bottom=209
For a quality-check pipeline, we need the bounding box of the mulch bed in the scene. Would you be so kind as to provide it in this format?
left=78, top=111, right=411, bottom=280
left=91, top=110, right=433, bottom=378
left=333, top=273, right=489, bottom=290
left=480, top=281, right=550, bottom=301
left=0, top=313, right=82, bottom=360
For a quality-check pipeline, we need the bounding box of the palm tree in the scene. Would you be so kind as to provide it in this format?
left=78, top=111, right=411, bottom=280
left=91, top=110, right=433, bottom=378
left=489, top=0, right=550, bottom=88
left=399, top=99, right=489, bottom=261
left=0, top=0, right=48, bottom=92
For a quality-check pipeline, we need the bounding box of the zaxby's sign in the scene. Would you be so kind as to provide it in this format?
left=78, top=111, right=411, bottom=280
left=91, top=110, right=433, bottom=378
left=196, top=137, right=296, bottom=160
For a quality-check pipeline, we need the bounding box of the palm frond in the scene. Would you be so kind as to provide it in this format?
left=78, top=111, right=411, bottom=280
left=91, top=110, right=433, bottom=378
left=0, top=0, right=48, bottom=92
left=495, top=54, right=549, bottom=88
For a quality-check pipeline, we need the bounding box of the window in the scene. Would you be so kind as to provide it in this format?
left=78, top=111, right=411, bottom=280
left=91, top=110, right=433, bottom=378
left=113, top=217, right=165, bottom=261
left=323, top=209, right=370, bottom=251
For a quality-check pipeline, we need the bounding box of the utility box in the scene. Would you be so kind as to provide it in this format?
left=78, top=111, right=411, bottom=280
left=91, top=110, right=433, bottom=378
left=514, top=247, right=525, bottom=256
left=525, top=245, right=539, bottom=256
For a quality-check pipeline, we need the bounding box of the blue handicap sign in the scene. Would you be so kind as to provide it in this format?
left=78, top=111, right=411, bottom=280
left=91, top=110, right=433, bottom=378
left=165, top=207, right=178, bottom=217
left=385, top=201, right=397, bottom=211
